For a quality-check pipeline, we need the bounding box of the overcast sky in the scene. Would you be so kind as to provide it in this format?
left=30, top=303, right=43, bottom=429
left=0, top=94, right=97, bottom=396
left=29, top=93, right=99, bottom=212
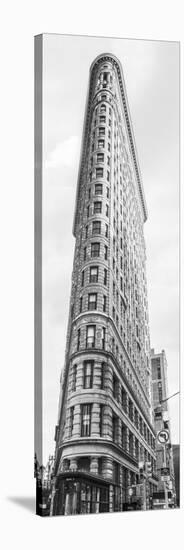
left=42, top=34, right=179, bottom=465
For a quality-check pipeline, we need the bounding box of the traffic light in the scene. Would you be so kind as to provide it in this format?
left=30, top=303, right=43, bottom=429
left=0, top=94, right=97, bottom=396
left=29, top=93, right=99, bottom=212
left=145, top=461, right=152, bottom=478
left=139, top=461, right=145, bottom=482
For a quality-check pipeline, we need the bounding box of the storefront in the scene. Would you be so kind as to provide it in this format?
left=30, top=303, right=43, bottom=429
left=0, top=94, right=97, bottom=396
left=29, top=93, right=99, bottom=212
left=53, top=472, right=110, bottom=515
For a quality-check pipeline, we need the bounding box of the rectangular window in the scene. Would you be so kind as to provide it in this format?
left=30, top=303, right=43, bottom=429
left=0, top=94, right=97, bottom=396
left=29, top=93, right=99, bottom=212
left=97, top=153, right=104, bottom=164
left=79, top=296, right=83, bottom=313
left=104, top=245, right=108, bottom=260
left=69, top=406, right=74, bottom=437
left=84, top=247, right=86, bottom=261
left=83, top=361, right=93, bottom=389
left=105, top=224, right=108, bottom=238
left=106, top=204, right=109, bottom=217
left=96, top=167, right=103, bottom=178
left=92, top=220, right=101, bottom=235
left=102, top=327, right=106, bottom=350
left=90, top=266, right=98, bottom=283
left=95, top=183, right=103, bottom=195
left=103, top=295, right=107, bottom=312
left=91, top=242, right=100, bottom=257
left=77, top=329, right=81, bottom=350
left=107, top=170, right=110, bottom=181
left=104, top=268, right=107, bottom=286
left=99, top=115, right=106, bottom=124
left=99, top=127, right=105, bottom=136
left=81, top=270, right=85, bottom=287
left=72, top=364, right=77, bottom=392
left=98, top=139, right=105, bottom=148
left=85, top=225, right=88, bottom=239
left=101, top=362, right=106, bottom=389
left=108, top=142, right=111, bottom=152
left=94, top=201, right=102, bottom=214
left=87, top=205, right=90, bottom=218
left=99, top=404, right=104, bottom=436
left=88, top=293, right=97, bottom=310
left=81, top=404, right=92, bottom=437
left=86, top=325, right=96, bottom=348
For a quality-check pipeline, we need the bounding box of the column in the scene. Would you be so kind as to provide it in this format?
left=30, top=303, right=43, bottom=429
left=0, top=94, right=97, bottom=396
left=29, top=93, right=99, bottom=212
left=93, top=361, right=101, bottom=390
left=91, top=403, right=100, bottom=438
left=103, top=457, right=113, bottom=481
left=70, top=458, right=78, bottom=471
left=103, top=405, right=112, bottom=440
left=90, top=456, right=98, bottom=476
left=125, top=426, right=130, bottom=453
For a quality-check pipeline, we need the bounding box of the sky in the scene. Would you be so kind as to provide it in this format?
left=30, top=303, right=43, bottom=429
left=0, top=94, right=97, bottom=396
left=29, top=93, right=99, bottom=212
left=42, top=34, right=179, bottom=465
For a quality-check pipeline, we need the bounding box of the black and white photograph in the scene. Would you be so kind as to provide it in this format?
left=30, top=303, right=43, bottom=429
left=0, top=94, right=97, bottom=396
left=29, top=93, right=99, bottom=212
left=34, top=34, right=180, bottom=516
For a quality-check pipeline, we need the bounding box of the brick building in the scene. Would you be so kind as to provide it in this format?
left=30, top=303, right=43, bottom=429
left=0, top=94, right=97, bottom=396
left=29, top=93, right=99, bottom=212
left=51, top=53, right=158, bottom=516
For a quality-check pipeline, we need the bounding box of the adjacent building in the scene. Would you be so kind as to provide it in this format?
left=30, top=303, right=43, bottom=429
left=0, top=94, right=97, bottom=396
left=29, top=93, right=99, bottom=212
left=151, top=349, right=176, bottom=508
left=51, top=53, right=158, bottom=516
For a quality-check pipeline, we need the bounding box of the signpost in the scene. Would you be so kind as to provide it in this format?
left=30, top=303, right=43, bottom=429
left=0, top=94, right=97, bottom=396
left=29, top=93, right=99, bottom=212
left=157, top=430, right=170, bottom=509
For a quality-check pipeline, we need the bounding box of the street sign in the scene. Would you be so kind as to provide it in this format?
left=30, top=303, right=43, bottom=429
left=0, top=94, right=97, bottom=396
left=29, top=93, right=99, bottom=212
left=157, top=429, right=169, bottom=445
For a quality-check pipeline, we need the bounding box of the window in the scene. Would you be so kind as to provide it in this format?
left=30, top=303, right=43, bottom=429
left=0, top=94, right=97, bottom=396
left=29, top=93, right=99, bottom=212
left=104, top=245, right=108, bottom=260
left=99, top=127, right=105, bottom=137
left=112, top=415, right=118, bottom=444
left=107, top=170, right=110, bottom=181
left=72, top=364, right=77, bottom=392
left=99, top=405, right=104, bottom=436
left=104, top=268, right=107, bottom=286
left=88, top=188, right=91, bottom=200
left=108, top=143, right=111, bottom=152
left=100, top=103, right=106, bottom=113
left=113, top=374, right=119, bottom=401
left=90, top=266, right=98, bottom=283
left=98, top=139, right=105, bottom=148
left=94, top=201, right=102, bottom=214
left=103, top=295, right=107, bottom=312
left=102, top=327, right=106, bottom=350
left=99, top=115, right=106, bottom=124
left=87, top=205, right=90, bottom=218
left=86, top=325, right=96, bottom=348
left=77, top=329, right=81, bottom=351
left=88, top=293, right=97, bottom=310
left=83, top=361, right=93, bottom=389
left=96, top=167, right=103, bottom=178
left=113, top=462, right=120, bottom=484
left=101, top=362, right=106, bottom=389
left=79, top=296, right=83, bottom=313
left=106, top=204, right=109, bottom=217
left=106, top=186, right=109, bottom=198
left=92, top=220, right=101, bottom=235
left=81, top=270, right=85, bottom=287
left=69, top=406, right=74, bottom=437
left=105, top=224, right=108, bottom=238
left=81, top=404, right=91, bottom=437
left=84, top=247, right=87, bottom=261
left=101, top=94, right=107, bottom=100
left=97, top=153, right=104, bottom=164
left=95, top=183, right=103, bottom=195
left=85, top=225, right=88, bottom=239
left=91, top=242, right=100, bottom=257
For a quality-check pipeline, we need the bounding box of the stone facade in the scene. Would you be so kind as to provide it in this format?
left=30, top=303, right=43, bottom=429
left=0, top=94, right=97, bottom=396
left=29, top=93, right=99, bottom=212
left=52, top=53, right=157, bottom=515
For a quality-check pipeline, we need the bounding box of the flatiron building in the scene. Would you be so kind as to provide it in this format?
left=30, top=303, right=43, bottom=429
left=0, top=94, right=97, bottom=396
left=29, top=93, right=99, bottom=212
left=51, top=53, right=158, bottom=515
